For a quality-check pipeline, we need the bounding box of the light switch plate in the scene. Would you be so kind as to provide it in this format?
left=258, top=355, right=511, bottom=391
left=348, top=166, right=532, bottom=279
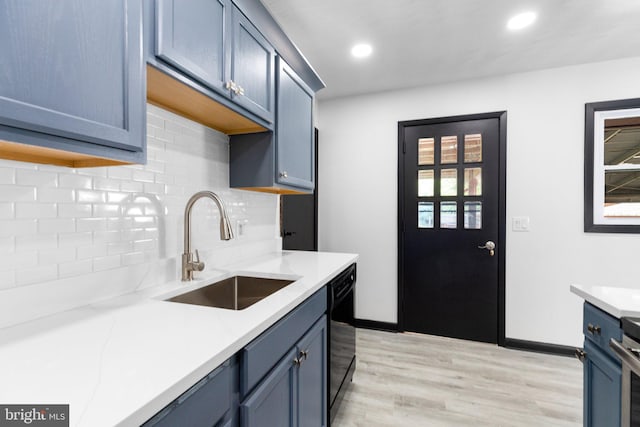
left=512, top=216, right=530, bottom=232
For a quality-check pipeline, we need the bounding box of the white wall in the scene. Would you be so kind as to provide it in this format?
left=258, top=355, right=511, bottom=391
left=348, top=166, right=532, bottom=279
left=0, top=105, right=280, bottom=328
left=317, top=56, right=640, bottom=347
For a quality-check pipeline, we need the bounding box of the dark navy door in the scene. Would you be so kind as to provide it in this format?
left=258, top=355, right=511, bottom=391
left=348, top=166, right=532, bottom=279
left=399, top=113, right=505, bottom=343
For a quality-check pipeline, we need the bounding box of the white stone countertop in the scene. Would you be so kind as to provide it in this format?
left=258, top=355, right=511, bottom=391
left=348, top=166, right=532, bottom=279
left=0, top=250, right=358, bottom=427
left=571, top=283, right=640, bottom=319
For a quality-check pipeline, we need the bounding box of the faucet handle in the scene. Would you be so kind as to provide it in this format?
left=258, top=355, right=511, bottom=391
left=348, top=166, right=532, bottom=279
left=193, top=249, right=204, bottom=272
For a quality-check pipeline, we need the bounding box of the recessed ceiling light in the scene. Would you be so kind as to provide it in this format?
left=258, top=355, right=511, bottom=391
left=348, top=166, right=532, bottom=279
left=351, top=43, right=373, bottom=59
left=507, top=11, right=537, bottom=31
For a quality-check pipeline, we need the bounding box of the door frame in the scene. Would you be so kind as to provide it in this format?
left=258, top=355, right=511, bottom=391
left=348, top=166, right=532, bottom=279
left=397, top=111, right=507, bottom=345
left=281, top=127, right=319, bottom=251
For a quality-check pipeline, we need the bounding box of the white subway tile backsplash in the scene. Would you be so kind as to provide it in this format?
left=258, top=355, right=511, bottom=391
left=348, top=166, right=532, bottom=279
left=146, top=112, right=164, bottom=129
left=0, top=252, right=35, bottom=271
left=107, top=241, right=133, bottom=256
left=58, top=232, right=92, bottom=248
left=0, top=236, right=14, bottom=254
left=15, top=264, right=57, bottom=286
left=0, top=185, right=36, bottom=202
left=0, top=270, right=15, bottom=289
left=93, top=204, right=120, bottom=217
left=76, top=243, right=107, bottom=260
left=143, top=182, right=164, bottom=195
left=122, top=251, right=145, bottom=266
left=15, top=202, right=57, bottom=219
left=59, top=173, right=92, bottom=189
left=58, top=203, right=92, bottom=218
left=0, top=202, right=14, bottom=219
left=59, top=259, right=92, bottom=279
left=16, top=234, right=57, bottom=252
left=0, top=105, right=280, bottom=328
left=132, top=170, right=154, bottom=183
left=77, top=190, right=106, bottom=204
left=38, top=218, right=75, bottom=234
left=16, top=169, right=57, bottom=187
left=93, top=255, right=121, bottom=272
left=107, top=167, right=134, bottom=181
left=38, top=247, right=76, bottom=265
left=120, top=181, right=143, bottom=193
left=0, top=219, right=37, bottom=237
left=0, top=167, right=15, bottom=184
left=76, top=218, right=108, bottom=233
left=93, top=178, right=120, bottom=192
left=37, top=188, right=75, bottom=203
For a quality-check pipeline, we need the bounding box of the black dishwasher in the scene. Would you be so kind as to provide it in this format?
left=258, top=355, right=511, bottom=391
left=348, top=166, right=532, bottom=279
left=327, top=263, right=356, bottom=424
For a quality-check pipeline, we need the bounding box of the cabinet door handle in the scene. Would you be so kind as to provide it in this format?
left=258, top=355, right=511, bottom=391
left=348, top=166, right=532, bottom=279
left=300, top=350, right=308, bottom=360
left=279, top=171, right=288, bottom=178
left=587, top=324, right=601, bottom=335
left=575, top=348, right=586, bottom=362
left=293, top=357, right=301, bottom=366
left=225, top=80, right=241, bottom=95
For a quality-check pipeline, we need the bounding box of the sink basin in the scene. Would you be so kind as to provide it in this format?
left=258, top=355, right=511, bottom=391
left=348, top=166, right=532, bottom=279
left=166, top=276, right=295, bottom=310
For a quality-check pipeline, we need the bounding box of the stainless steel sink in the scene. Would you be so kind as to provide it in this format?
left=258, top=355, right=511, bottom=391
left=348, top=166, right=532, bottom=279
left=165, top=276, right=295, bottom=310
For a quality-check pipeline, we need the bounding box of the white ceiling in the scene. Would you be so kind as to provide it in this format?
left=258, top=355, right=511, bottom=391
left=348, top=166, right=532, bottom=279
left=261, top=0, right=640, bottom=100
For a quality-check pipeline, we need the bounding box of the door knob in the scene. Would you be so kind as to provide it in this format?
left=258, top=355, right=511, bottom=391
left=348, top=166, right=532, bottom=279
left=478, top=240, right=496, bottom=256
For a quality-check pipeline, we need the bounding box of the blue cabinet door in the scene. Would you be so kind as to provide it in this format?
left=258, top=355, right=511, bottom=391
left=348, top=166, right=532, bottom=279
left=297, top=316, right=327, bottom=427
left=144, top=359, right=235, bottom=427
left=230, top=6, right=275, bottom=124
left=0, top=0, right=144, bottom=157
left=155, top=0, right=231, bottom=97
left=276, top=58, right=314, bottom=190
left=584, top=340, right=621, bottom=427
left=241, top=347, right=297, bottom=427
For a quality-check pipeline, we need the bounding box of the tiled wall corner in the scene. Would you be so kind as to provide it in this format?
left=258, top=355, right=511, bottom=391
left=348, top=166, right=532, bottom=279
left=0, top=104, right=280, bottom=327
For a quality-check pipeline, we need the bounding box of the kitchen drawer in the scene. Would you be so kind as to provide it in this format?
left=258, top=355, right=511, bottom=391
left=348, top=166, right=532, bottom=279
left=144, top=359, right=233, bottom=427
left=583, top=302, right=622, bottom=360
left=240, top=287, right=326, bottom=397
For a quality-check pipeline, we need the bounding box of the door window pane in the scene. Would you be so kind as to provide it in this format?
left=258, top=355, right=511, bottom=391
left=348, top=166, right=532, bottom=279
left=464, top=202, right=482, bottom=229
left=418, top=170, right=434, bottom=197
left=418, top=138, right=435, bottom=165
left=464, top=167, right=482, bottom=196
left=418, top=202, right=434, bottom=228
left=441, top=136, right=458, bottom=164
left=464, top=134, right=482, bottom=163
left=441, top=169, right=457, bottom=196
left=440, top=202, right=457, bottom=229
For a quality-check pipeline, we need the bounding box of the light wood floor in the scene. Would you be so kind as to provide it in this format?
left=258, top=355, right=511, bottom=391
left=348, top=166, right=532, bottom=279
left=332, top=328, right=583, bottom=427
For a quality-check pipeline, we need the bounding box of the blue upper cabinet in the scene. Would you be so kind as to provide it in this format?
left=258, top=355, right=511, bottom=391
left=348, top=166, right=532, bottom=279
left=276, top=58, right=314, bottom=191
left=230, top=6, right=276, bottom=124
left=156, top=0, right=231, bottom=98
left=0, top=0, right=145, bottom=167
left=150, top=0, right=275, bottom=128
left=229, top=57, right=314, bottom=194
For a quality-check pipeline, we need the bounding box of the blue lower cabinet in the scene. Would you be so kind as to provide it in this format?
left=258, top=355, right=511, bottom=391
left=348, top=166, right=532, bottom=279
left=241, top=315, right=327, bottom=427
left=241, top=347, right=298, bottom=427
left=296, top=317, right=327, bottom=427
left=143, top=358, right=237, bottom=427
left=584, top=340, right=621, bottom=427
left=581, top=302, right=622, bottom=427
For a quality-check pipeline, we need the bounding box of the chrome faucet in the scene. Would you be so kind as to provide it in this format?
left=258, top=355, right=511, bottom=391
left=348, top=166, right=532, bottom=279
left=182, top=191, right=234, bottom=281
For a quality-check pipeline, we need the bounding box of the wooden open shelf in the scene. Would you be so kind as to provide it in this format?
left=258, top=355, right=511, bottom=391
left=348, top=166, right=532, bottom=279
left=0, top=140, right=129, bottom=168
left=147, top=65, right=267, bottom=135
